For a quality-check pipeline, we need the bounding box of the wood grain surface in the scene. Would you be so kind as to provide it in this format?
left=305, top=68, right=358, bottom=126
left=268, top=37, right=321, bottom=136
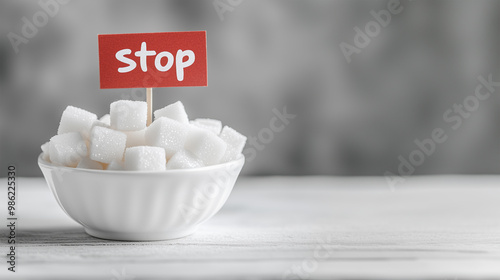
left=1, top=176, right=500, bottom=279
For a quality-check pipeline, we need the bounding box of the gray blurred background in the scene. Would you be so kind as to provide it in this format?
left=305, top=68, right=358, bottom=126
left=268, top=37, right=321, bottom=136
left=1, top=0, right=500, bottom=177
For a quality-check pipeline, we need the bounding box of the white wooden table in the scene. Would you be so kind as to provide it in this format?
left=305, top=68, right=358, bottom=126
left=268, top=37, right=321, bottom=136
left=1, top=176, right=500, bottom=279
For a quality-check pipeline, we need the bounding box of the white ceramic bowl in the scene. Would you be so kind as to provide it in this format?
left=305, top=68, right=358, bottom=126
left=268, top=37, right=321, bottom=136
left=38, top=154, right=244, bottom=241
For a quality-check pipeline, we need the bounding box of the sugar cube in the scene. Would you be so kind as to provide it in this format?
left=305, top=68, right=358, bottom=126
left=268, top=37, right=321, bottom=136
left=92, top=113, right=111, bottom=129
left=219, top=126, right=247, bottom=162
left=124, top=129, right=146, bottom=148
left=77, top=157, right=104, bottom=170
left=99, top=114, right=111, bottom=125
left=154, top=101, right=189, bottom=124
left=145, top=117, right=189, bottom=158
left=92, top=120, right=110, bottom=129
left=57, top=106, right=97, bottom=139
left=107, top=159, right=124, bottom=171
left=190, top=118, right=222, bottom=135
left=110, top=100, right=147, bottom=131
left=166, top=150, right=204, bottom=169
left=89, top=126, right=127, bottom=164
left=41, top=142, right=50, bottom=162
left=185, top=126, right=227, bottom=165
left=124, top=146, right=166, bottom=171
left=49, top=132, right=88, bottom=167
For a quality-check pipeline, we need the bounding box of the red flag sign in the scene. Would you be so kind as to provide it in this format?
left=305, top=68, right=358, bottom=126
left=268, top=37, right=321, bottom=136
left=98, top=31, right=207, bottom=89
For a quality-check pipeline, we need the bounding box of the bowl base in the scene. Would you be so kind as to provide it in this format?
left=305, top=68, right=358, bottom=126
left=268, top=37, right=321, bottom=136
left=84, top=227, right=198, bottom=241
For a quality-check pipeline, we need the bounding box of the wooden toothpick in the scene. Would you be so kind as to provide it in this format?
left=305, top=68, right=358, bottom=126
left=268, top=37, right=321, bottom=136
left=146, top=88, right=153, bottom=126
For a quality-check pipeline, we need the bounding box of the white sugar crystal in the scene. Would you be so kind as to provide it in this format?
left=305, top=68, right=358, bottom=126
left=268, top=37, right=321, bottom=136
left=124, top=129, right=146, bottom=148
left=166, top=150, right=204, bottom=169
left=110, top=100, right=147, bottom=131
left=49, top=132, right=88, bottom=167
left=185, top=126, right=227, bottom=165
left=99, top=114, right=111, bottom=125
left=145, top=117, right=189, bottom=158
left=219, top=126, right=247, bottom=162
left=77, top=157, right=104, bottom=170
left=154, top=101, right=189, bottom=124
left=124, top=146, right=166, bottom=171
left=89, top=126, right=127, bottom=164
left=190, top=118, right=222, bottom=135
left=107, top=159, right=124, bottom=171
left=41, top=142, right=50, bottom=162
left=57, top=106, right=97, bottom=139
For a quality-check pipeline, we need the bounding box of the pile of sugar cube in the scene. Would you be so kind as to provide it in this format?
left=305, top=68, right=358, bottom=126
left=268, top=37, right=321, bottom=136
left=41, top=101, right=247, bottom=171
